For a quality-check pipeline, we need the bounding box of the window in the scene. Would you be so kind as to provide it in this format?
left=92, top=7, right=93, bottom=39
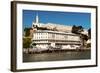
left=52, top=34, right=55, bottom=38
left=64, top=35, right=68, bottom=39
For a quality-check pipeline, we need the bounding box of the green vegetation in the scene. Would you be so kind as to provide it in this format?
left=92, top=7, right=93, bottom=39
left=23, top=27, right=37, bottom=48
left=23, top=38, right=31, bottom=48
left=72, top=25, right=83, bottom=34
left=86, top=43, right=91, bottom=48
left=72, top=25, right=91, bottom=48
left=24, top=28, right=31, bottom=37
left=88, top=28, right=91, bottom=39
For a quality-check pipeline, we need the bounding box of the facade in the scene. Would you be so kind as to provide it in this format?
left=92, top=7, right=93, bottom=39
left=32, top=30, right=82, bottom=49
left=31, top=14, right=82, bottom=50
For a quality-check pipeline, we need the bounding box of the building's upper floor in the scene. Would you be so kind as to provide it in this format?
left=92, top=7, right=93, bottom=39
left=32, top=30, right=81, bottom=42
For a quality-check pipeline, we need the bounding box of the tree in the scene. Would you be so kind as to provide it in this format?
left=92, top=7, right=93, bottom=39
left=72, top=25, right=85, bottom=48
left=23, top=38, right=31, bottom=48
left=72, top=25, right=77, bottom=33
left=88, top=28, right=91, bottom=39
left=72, top=25, right=83, bottom=34
left=24, top=28, right=31, bottom=37
left=80, top=34, right=88, bottom=47
left=82, top=34, right=88, bottom=41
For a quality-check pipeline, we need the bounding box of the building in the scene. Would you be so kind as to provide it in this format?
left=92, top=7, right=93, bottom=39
left=31, top=14, right=82, bottom=50
left=32, top=30, right=82, bottom=49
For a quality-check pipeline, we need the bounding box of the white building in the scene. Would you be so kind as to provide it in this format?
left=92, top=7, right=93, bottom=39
left=32, top=30, right=82, bottom=49
left=32, top=14, right=82, bottom=50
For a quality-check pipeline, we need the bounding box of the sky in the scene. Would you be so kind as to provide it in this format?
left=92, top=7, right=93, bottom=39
left=23, top=10, right=91, bottom=29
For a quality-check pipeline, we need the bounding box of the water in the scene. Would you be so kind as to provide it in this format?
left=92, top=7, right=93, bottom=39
left=23, top=50, right=91, bottom=62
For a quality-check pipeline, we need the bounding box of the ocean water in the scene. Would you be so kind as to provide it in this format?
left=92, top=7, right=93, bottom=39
left=23, top=50, right=91, bottom=62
